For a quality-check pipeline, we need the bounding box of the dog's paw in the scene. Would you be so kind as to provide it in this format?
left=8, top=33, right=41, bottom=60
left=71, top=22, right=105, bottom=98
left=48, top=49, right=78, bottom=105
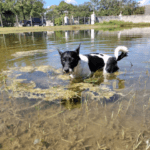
left=70, top=74, right=75, bottom=78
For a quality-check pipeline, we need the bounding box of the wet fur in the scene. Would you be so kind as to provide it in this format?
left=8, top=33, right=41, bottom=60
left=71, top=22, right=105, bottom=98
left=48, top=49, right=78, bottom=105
left=58, top=44, right=128, bottom=78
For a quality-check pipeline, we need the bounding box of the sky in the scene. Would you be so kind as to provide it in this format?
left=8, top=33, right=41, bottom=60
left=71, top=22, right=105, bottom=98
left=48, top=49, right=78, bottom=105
left=45, top=0, right=150, bottom=8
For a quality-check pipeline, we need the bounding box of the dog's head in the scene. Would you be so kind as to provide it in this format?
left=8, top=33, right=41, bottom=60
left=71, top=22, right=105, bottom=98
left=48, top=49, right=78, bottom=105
left=106, top=57, right=119, bottom=73
left=57, top=44, right=81, bottom=74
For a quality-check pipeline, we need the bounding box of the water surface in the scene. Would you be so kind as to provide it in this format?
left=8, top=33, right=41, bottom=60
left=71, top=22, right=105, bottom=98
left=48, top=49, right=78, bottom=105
left=0, top=28, right=150, bottom=150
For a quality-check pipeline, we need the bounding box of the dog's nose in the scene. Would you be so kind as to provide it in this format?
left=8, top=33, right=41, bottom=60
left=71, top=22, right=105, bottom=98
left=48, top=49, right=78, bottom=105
left=64, top=69, right=69, bottom=73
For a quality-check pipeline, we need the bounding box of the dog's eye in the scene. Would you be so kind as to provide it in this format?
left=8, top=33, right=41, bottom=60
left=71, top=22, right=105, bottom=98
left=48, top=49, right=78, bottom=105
left=70, top=58, right=74, bottom=61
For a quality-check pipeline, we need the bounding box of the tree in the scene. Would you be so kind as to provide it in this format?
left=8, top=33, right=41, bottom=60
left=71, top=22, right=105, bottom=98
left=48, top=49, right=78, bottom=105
left=1, top=0, right=16, bottom=27
left=56, top=1, right=74, bottom=16
left=0, top=0, right=5, bottom=27
left=0, top=0, right=45, bottom=27
left=97, top=0, right=121, bottom=16
left=133, top=6, right=145, bottom=14
left=74, top=4, right=91, bottom=17
left=14, top=0, right=28, bottom=20
left=46, top=5, right=59, bottom=19
left=97, top=0, right=144, bottom=16
left=90, top=0, right=100, bottom=11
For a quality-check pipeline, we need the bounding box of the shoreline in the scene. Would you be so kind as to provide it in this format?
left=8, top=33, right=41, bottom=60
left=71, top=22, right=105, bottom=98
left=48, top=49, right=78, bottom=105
left=0, top=21, right=150, bottom=34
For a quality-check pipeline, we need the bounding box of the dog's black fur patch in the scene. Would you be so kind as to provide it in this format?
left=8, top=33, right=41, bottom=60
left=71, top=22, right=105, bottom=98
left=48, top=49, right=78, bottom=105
left=85, top=55, right=105, bottom=72
left=117, top=52, right=128, bottom=61
left=105, top=57, right=119, bottom=73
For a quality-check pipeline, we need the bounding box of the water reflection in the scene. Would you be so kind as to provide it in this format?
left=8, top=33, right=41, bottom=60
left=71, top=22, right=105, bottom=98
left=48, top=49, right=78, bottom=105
left=91, top=29, right=95, bottom=40
left=65, top=31, right=69, bottom=42
left=0, top=32, right=48, bottom=71
left=118, top=31, right=121, bottom=39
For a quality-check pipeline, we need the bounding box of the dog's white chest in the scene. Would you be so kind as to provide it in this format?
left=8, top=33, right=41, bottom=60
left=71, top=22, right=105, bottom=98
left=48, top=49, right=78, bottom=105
left=71, top=55, right=91, bottom=78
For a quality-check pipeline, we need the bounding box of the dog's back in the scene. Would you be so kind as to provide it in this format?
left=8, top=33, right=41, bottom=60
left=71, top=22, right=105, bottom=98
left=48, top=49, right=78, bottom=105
left=85, top=54, right=105, bottom=72
left=72, top=54, right=105, bottom=78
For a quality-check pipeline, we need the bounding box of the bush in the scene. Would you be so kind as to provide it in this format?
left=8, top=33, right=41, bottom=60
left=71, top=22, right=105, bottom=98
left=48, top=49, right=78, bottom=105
left=54, top=17, right=62, bottom=26
left=133, top=6, right=145, bottom=15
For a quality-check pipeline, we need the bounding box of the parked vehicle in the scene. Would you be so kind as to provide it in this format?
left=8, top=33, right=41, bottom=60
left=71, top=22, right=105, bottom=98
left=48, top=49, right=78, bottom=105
left=20, top=18, right=46, bottom=26
left=20, top=20, right=31, bottom=26
left=32, top=18, right=46, bottom=26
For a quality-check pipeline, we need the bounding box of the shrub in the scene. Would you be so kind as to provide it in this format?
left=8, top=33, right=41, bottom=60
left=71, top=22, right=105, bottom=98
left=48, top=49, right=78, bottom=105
left=54, top=17, right=62, bottom=26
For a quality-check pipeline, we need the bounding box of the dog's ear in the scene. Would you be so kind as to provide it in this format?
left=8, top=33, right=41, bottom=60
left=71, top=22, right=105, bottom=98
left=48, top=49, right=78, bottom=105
left=75, top=43, right=81, bottom=55
left=57, top=49, right=62, bottom=56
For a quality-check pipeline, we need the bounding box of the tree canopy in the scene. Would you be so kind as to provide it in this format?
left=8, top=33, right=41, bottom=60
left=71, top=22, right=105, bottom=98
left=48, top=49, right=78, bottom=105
left=0, top=0, right=45, bottom=27
left=46, top=0, right=145, bottom=19
left=97, top=0, right=145, bottom=16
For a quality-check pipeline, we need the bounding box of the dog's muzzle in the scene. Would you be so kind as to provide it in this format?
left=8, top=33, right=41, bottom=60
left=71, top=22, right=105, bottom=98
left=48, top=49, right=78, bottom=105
left=63, top=68, right=73, bottom=73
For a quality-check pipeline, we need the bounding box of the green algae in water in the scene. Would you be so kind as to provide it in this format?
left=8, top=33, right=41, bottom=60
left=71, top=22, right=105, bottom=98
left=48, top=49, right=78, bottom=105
left=6, top=80, right=77, bottom=101
left=2, top=66, right=123, bottom=102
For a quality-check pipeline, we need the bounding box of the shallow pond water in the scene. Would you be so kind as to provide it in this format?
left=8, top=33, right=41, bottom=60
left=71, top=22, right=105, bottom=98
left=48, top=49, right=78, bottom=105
left=0, top=28, right=150, bottom=150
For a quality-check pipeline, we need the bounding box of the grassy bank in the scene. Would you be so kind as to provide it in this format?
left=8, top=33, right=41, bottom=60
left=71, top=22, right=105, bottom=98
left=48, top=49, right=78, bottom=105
left=96, top=20, right=150, bottom=27
left=0, top=21, right=150, bottom=34
left=0, top=25, right=99, bottom=34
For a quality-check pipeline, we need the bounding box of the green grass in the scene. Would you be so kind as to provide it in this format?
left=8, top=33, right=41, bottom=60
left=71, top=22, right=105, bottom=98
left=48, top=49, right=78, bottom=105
left=0, top=20, right=150, bottom=34
left=0, top=25, right=99, bottom=34
left=96, top=20, right=150, bottom=27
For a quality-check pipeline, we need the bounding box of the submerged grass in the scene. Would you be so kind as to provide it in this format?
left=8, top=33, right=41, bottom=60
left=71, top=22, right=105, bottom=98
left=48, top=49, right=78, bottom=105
left=0, top=65, right=150, bottom=149
left=0, top=20, right=150, bottom=34
left=0, top=81, right=150, bottom=150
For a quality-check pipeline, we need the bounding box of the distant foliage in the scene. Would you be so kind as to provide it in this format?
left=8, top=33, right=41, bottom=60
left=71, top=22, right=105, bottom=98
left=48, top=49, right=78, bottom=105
left=46, top=1, right=92, bottom=20
left=0, top=0, right=45, bottom=27
left=2, top=10, right=15, bottom=27
left=133, top=6, right=145, bottom=15
left=46, top=0, right=145, bottom=24
left=54, top=17, right=62, bottom=26
left=97, top=0, right=145, bottom=16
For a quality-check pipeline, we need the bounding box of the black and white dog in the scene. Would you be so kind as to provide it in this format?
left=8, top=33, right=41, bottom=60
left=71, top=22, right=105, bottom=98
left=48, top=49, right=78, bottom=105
left=57, top=44, right=128, bottom=78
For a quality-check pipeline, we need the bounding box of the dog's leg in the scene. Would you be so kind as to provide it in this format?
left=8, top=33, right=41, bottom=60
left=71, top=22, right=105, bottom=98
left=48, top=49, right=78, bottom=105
left=103, top=73, right=109, bottom=83
left=70, top=74, right=75, bottom=78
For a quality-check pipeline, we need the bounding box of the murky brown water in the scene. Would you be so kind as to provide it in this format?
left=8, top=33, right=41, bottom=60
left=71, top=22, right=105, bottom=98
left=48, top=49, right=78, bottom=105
left=0, top=28, right=150, bottom=150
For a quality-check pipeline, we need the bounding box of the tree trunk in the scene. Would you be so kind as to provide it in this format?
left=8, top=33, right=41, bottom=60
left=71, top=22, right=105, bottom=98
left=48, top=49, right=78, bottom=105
left=21, top=6, right=25, bottom=20
left=30, top=16, right=32, bottom=26
left=0, top=14, right=3, bottom=27
left=16, top=15, right=19, bottom=27
left=42, top=16, right=43, bottom=27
